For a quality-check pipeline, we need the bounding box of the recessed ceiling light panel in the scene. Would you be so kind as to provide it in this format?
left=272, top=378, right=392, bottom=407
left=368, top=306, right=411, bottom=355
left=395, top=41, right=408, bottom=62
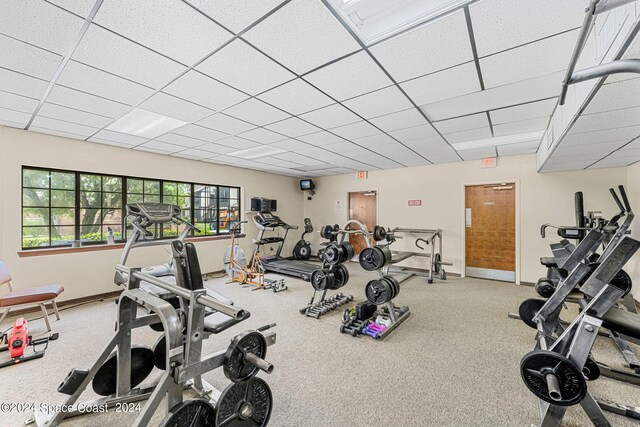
left=106, top=108, right=187, bottom=139
left=452, top=131, right=544, bottom=151
left=228, top=145, right=287, bottom=159
left=327, top=0, right=474, bottom=45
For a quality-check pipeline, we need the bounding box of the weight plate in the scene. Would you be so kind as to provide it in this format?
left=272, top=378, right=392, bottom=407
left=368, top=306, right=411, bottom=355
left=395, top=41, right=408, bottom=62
left=383, top=276, right=400, bottom=300
left=611, top=269, right=632, bottom=297
left=583, top=357, right=600, bottom=381
left=153, top=335, right=167, bottom=370
left=323, top=244, right=341, bottom=265
left=224, top=331, right=268, bottom=383
left=521, top=350, right=587, bottom=406
left=365, top=279, right=391, bottom=305
left=372, top=225, right=386, bottom=242
left=332, top=264, right=349, bottom=289
left=150, top=321, right=164, bottom=332
left=518, top=298, right=546, bottom=329
left=341, top=242, right=355, bottom=262
left=92, top=345, right=155, bottom=396
left=320, top=225, right=332, bottom=240
left=359, top=247, right=391, bottom=271
left=311, top=269, right=331, bottom=291
left=159, top=399, right=216, bottom=427
left=535, top=278, right=555, bottom=298
left=215, top=377, right=272, bottom=427
left=433, top=253, right=442, bottom=275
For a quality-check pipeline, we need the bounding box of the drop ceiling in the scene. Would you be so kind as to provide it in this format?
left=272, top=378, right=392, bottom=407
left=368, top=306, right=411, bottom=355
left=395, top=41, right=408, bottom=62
left=0, top=0, right=637, bottom=177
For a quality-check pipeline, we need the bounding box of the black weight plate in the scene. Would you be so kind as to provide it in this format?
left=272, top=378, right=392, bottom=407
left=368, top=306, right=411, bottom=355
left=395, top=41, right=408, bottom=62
left=311, top=269, right=328, bottom=291
left=324, top=244, right=341, bottom=265
left=610, top=269, right=632, bottom=296
left=384, top=276, right=399, bottom=300
left=216, top=377, right=272, bottom=427
left=518, top=298, right=546, bottom=329
left=341, top=242, right=355, bottom=261
left=372, top=225, right=386, bottom=242
left=224, top=331, right=268, bottom=383
left=365, top=279, right=391, bottom=305
left=92, top=345, right=155, bottom=396
left=153, top=335, right=167, bottom=370
left=520, top=350, right=587, bottom=406
left=332, top=264, right=349, bottom=289
left=433, top=253, right=442, bottom=274
left=583, top=357, right=600, bottom=381
left=159, top=399, right=216, bottom=427
left=535, top=278, right=555, bottom=298
left=359, top=247, right=390, bottom=271
left=320, top=225, right=332, bottom=240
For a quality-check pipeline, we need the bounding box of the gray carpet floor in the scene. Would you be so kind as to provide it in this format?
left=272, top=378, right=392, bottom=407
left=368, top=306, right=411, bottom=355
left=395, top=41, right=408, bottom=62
left=1, top=263, right=640, bottom=427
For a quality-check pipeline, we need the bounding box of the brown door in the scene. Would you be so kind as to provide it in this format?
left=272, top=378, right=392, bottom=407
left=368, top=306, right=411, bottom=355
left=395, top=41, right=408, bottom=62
left=349, top=191, right=377, bottom=255
left=465, top=183, right=516, bottom=282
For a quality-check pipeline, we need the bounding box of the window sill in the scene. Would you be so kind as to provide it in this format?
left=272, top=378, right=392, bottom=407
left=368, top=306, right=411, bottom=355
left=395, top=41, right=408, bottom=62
left=17, top=234, right=244, bottom=258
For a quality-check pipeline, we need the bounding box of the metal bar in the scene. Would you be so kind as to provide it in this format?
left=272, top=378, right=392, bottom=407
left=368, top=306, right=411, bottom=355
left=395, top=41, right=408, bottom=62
left=568, top=59, right=640, bottom=85
left=116, top=266, right=246, bottom=319
left=580, top=392, right=612, bottom=426
left=376, top=309, right=411, bottom=340
left=559, top=0, right=599, bottom=105
left=594, top=0, right=638, bottom=14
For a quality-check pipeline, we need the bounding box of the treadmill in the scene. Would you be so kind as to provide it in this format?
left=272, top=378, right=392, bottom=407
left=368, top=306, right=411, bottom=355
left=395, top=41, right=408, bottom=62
left=252, top=203, right=318, bottom=281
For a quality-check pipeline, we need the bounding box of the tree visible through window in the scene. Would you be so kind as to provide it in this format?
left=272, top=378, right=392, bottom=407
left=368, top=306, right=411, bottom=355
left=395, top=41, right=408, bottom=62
left=21, top=167, right=240, bottom=249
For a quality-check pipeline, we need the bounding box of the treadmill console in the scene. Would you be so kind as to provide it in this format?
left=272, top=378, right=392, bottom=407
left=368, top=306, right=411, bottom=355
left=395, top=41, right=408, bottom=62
left=126, top=203, right=181, bottom=224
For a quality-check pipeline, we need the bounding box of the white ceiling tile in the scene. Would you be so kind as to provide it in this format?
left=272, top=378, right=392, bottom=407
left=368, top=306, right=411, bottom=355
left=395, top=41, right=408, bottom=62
left=369, top=108, right=426, bottom=132
left=30, top=126, right=88, bottom=141
left=493, top=117, right=549, bottom=137
left=434, top=113, right=489, bottom=134
left=196, top=113, right=256, bottom=135
left=223, top=98, right=290, bottom=126
left=297, top=131, right=345, bottom=146
left=170, top=152, right=202, bottom=160
left=326, top=167, right=356, bottom=174
left=480, top=30, right=577, bottom=89
left=172, top=124, right=229, bottom=143
left=163, top=70, right=249, bottom=112
left=352, top=133, right=396, bottom=148
left=243, top=0, right=360, bottom=74
left=258, top=78, right=334, bottom=115
left=56, top=60, right=155, bottom=106
left=90, top=129, right=148, bottom=145
left=274, top=151, right=328, bottom=166
left=72, top=25, right=187, bottom=88
left=269, top=139, right=313, bottom=151
left=216, top=136, right=261, bottom=150
left=490, top=98, right=557, bottom=124
left=445, top=126, right=492, bottom=143
left=497, top=140, right=539, bottom=157
left=194, top=143, right=236, bottom=154
left=196, top=39, right=294, bottom=95
left=458, top=146, right=496, bottom=160
left=237, top=127, right=287, bottom=144
left=0, top=68, right=48, bottom=99
left=254, top=156, right=301, bottom=168
left=0, top=34, right=62, bottom=81
left=423, top=71, right=565, bottom=120
left=322, top=141, right=359, bottom=154
left=370, top=10, right=473, bottom=82
left=94, top=0, right=232, bottom=65
left=170, top=148, right=214, bottom=159
left=187, top=0, right=286, bottom=33
left=562, top=126, right=640, bottom=146
left=90, top=138, right=135, bottom=149
left=423, top=147, right=461, bottom=164
left=389, top=124, right=438, bottom=143
left=47, top=85, right=130, bottom=118
left=0, top=0, right=85, bottom=54
left=0, top=107, right=31, bottom=127
left=590, top=157, right=636, bottom=169
left=47, top=0, right=95, bottom=17
left=330, top=120, right=380, bottom=140
left=155, top=133, right=206, bottom=148
left=38, top=103, right=112, bottom=128
left=136, top=140, right=184, bottom=153
left=572, top=107, right=640, bottom=134
left=31, top=116, right=98, bottom=138
left=342, top=86, right=413, bottom=119
left=298, top=103, right=360, bottom=129
left=401, top=62, right=481, bottom=107
left=304, top=51, right=392, bottom=101
left=265, top=117, right=320, bottom=137
left=140, top=92, right=214, bottom=122
left=205, top=154, right=245, bottom=164
left=584, top=78, right=640, bottom=115
left=0, top=91, right=38, bottom=113
left=470, top=0, right=584, bottom=57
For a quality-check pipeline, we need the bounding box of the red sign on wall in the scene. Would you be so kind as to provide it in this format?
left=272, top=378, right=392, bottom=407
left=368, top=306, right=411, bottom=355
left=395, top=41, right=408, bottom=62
left=356, top=171, right=368, bottom=179
left=408, top=200, right=422, bottom=206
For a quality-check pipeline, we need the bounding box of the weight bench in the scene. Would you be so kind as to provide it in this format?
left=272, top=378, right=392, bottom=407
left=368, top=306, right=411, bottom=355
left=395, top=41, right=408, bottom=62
left=0, top=260, right=64, bottom=333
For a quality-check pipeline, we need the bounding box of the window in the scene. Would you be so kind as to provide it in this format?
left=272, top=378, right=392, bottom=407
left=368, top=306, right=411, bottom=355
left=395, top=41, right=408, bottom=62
left=21, top=166, right=241, bottom=249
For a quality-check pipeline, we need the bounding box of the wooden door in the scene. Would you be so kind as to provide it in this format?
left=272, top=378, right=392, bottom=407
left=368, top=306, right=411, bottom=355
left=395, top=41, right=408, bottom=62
left=465, top=183, right=516, bottom=282
left=349, top=191, right=377, bottom=255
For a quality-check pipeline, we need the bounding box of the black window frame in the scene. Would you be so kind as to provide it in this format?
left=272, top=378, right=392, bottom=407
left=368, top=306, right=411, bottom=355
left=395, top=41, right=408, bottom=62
left=21, top=166, right=241, bottom=250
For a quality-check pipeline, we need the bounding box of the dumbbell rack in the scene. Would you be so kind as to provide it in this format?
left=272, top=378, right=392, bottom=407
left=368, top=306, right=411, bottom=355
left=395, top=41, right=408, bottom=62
left=342, top=220, right=411, bottom=340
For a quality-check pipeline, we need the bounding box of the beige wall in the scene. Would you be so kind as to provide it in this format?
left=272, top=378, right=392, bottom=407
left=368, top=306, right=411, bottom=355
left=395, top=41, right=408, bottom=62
left=626, top=162, right=640, bottom=301
left=302, top=154, right=628, bottom=284
left=0, top=125, right=302, bottom=301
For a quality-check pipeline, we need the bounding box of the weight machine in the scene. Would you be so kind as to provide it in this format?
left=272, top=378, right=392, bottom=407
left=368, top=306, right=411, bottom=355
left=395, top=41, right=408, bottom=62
left=28, top=239, right=277, bottom=426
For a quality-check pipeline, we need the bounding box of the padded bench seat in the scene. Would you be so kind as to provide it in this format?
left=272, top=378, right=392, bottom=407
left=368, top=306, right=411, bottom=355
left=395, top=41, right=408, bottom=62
left=0, top=285, right=64, bottom=307
left=601, top=307, right=640, bottom=340
left=540, top=257, right=557, bottom=268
